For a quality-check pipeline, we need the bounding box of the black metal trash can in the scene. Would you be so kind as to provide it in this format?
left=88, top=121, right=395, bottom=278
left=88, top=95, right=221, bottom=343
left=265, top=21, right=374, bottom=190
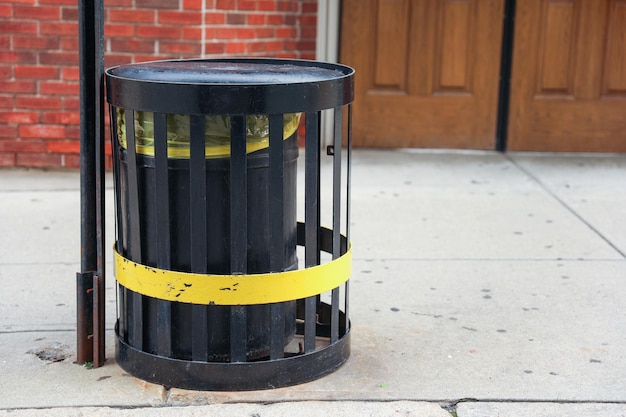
left=106, top=58, right=354, bottom=390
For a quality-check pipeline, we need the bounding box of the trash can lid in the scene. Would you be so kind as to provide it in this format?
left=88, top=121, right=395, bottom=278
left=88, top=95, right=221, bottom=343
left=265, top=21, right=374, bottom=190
left=106, top=58, right=354, bottom=114
left=109, top=59, right=350, bottom=86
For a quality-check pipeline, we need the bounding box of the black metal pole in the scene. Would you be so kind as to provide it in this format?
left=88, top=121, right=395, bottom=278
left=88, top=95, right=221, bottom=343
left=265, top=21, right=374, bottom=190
left=77, top=0, right=105, bottom=367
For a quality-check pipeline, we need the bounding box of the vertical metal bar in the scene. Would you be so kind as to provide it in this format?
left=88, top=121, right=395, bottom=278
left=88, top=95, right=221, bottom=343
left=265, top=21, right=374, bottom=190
left=92, top=0, right=105, bottom=368
left=330, top=107, right=343, bottom=343
left=229, top=115, right=248, bottom=362
left=344, top=104, right=353, bottom=333
left=496, top=0, right=516, bottom=151
left=304, top=111, right=320, bottom=353
left=125, top=109, right=143, bottom=351
left=189, top=115, right=209, bottom=362
left=154, top=112, right=172, bottom=357
left=269, top=114, right=285, bottom=359
left=76, top=272, right=93, bottom=364
left=92, top=273, right=103, bottom=366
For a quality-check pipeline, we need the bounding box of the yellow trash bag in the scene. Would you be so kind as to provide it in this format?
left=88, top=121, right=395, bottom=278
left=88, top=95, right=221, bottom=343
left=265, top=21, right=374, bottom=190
left=116, top=109, right=302, bottom=159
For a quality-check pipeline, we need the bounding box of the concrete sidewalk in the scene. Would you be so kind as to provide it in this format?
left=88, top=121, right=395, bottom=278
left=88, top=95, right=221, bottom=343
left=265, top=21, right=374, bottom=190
left=1, top=149, right=625, bottom=416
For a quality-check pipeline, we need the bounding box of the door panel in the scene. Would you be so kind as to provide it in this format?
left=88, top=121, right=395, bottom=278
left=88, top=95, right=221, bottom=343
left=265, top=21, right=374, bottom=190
left=508, top=0, right=626, bottom=152
left=341, top=0, right=504, bottom=149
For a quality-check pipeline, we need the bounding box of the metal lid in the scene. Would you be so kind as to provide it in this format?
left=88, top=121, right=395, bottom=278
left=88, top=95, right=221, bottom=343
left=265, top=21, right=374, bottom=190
left=109, top=60, right=349, bottom=85
left=106, top=58, right=354, bottom=114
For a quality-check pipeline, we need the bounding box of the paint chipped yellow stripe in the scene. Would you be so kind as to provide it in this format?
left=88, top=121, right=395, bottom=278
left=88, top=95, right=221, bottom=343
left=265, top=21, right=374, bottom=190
left=114, top=244, right=351, bottom=305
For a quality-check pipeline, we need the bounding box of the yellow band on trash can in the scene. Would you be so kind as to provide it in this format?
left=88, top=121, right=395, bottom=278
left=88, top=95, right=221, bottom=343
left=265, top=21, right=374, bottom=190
left=114, top=242, right=352, bottom=306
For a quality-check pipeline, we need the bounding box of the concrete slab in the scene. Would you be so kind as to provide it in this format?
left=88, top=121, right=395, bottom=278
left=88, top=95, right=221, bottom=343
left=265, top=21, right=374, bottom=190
left=457, top=402, right=626, bottom=417
left=0, top=401, right=451, bottom=417
left=0, top=331, right=165, bottom=409
left=347, top=151, right=623, bottom=260
left=509, top=153, right=626, bottom=256
left=0, top=263, right=117, bottom=332
left=0, top=189, right=116, bottom=265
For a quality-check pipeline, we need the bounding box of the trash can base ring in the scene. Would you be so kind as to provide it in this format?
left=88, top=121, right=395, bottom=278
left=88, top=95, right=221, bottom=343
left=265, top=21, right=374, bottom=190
left=115, top=304, right=350, bottom=391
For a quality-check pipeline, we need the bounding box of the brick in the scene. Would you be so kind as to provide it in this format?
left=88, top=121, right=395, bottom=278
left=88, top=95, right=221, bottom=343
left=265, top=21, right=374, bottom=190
left=158, top=10, right=202, bottom=25
left=104, top=54, right=133, bottom=68
left=302, top=1, right=317, bottom=13
left=0, top=4, right=12, bottom=17
left=0, top=96, right=15, bottom=108
left=0, top=66, right=12, bottom=78
left=227, top=13, right=246, bottom=25
left=204, top=42, right=225, bottom=55
left=133, top=54, right=172, bottom=63
left=0, top=80, right=36, bottom=94
left=215, top=27, right=237, bottom=39
left=39, top=81, right=79, bottom=96
left=39, top=52, right=78, bottom=66
left=0, top=111, right=39, bottom=124
left=216, top=0, right=235, bottom=9
left=60, top=37, right=79, bottom=51
left=183, top=0, right=202, bottom=10
left=13, top=35, right=60, bottom=50
left=257, top=1, right=277, bottom=12
left=255, top=27, right=274, bottom=39
left=16, top=96, right=62, bottom=110
left=105, top=0, right=132, bottom=7
left=299, top=14, right=317, bottom=26
left=205, top=12, right=226, bottom=25
left=247, top=41, right=267, bottom=53
left=136, top=25, right=181, bottom=39
left=62, top=96, right=80, bottom=111
left=236, top=28, right=257, bottom=39
left=0, top=125, right=17, bottom=139
left=61, top=6, right=78, bottom=20
left=39, top=0, right=75, bottom=6
left=238, top=0, right=256, bottom=11
left=225, top=41, right=246, bottom=54
left=0, top=51, right=37, bottom=64
left=17, top=153, right=62, bottom=168
left=0, top=35, right=10, bottom=48
left=65, top=125, right=79, bottom=139
left=14, top=5, right=60, bottom=19
left=0, top=139, right=44, bottom=153
left=276, top=27, right=296, bottom=38
left=300, top=26, right=316, bottom=39
left=14, top=65, right=60, bottom=79
left=19, top=124, right=66, bottom=139
left=247, top=13, right=265, bottom=25
left=159, top=40, right=201, bottom=55
left=267, top=14, right=284, bottom=25
left=0, top=153, right=16, bottom=167
left=108, top=9, right=155, bottom=23
left=41, top=111, right=80, bottom=125
left=0, top=21, right=38, bottom=34
left=110, top=39, right=155, bottom=54
left=182, top=27, right=202, bottom=40
left=46, top=140, right=80, bottom=154
left=61, top=67, right=80, bottom=81
left=136, top=0, right=178, bottom=9
left=40, top=21, right=77, bottom=36
left=105, top=23, right=135, bottom=38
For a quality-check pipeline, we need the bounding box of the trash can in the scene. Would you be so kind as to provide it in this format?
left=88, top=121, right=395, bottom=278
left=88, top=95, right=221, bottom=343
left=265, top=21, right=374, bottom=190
left=106, top=58, right=354, bottom=390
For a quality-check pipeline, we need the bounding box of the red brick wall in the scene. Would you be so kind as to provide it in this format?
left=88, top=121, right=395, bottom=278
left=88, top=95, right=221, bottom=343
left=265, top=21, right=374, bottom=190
left=0, top=0, right=317, bottom=168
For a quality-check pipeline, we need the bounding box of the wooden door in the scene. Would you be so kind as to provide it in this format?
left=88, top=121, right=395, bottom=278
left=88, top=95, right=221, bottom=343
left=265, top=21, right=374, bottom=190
left=340, top=0, right=504, bottom=149
left=508, top=0, right=626, bottom=152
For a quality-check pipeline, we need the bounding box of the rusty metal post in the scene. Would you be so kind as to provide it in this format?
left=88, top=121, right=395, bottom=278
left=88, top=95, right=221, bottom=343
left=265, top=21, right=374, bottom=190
left=77, top=0, right=106, bottom=367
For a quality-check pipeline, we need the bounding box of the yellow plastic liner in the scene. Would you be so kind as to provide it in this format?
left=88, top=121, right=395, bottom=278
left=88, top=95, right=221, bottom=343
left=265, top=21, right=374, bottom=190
left=114, top=242, right=352, bottom=306
left=116, top=109, right=301, bottom=159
